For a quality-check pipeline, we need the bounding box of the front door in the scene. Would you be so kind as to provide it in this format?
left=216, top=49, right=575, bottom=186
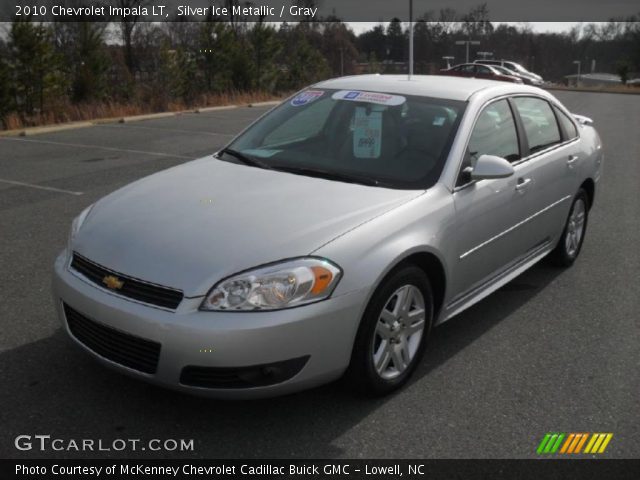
left=449, top=98, right=534, bottom=301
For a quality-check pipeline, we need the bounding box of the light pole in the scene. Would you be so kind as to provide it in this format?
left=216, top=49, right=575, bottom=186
left=408, top=0, right=414, bottom=78
left=455, top=40, right=480, bottom=63
left=442, top=56, right=455, bottom=69
left=573, top=60, right=581, bottom=87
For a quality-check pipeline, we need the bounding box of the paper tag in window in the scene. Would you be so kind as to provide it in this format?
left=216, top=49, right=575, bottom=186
left=291, top=90, right=324, bottom=106
left=353, top=107, right=382, bottom=159
left=333, top=90, right=406, bottom=106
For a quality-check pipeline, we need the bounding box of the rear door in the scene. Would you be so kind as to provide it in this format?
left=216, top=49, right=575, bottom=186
left=510, top=96, right=580, bottom=247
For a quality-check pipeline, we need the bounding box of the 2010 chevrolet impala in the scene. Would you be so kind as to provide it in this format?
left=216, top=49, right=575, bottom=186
left=53, top=75, right=603, bottom=398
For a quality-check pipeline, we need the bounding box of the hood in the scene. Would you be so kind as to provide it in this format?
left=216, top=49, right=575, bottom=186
left=74, top=158, right=422, bottom=296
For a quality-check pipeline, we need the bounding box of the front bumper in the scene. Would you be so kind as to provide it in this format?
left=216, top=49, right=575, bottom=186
left=52, top=250, right=367, bottom=399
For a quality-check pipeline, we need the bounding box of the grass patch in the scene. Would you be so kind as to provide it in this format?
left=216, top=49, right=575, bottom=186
left=1, top=91, right=288, bottom=131
left=547, top=84, right=640, bottom=95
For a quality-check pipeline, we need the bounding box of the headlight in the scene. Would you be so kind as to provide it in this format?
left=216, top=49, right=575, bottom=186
left=200, top=258, right=342, bottom=311
left=68, top=204, right=94, bottom=248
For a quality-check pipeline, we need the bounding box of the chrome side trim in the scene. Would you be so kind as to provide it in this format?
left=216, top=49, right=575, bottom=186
left=459, top=195, right=571, bottom=259
left=510, top=137, right=579, bottom=167
left=443, top=239, right=552, bottom=323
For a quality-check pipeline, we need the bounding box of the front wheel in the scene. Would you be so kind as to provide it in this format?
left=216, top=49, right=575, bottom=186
left=550, top=189, right=589, bottom=267
left=346, top=265, right=433, bottom=396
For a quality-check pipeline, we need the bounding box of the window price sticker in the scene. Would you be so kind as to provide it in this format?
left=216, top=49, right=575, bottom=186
left=353, top=107, right=382, bottom=159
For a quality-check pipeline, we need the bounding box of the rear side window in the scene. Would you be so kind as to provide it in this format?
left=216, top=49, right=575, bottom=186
left=555, top=107, right=579, bottom=139
left=468, top=99, right=520, bottom=163
left=458, top=65, right=475, bottom=73
left=513, top=97, right=561, bottom=154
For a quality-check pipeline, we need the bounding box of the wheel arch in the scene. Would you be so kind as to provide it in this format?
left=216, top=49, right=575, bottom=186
left=580, top=178, right=595, bottom=210
left=368, top=250, right=447, bottom=321
left=397, top=252, right=446, bottom=319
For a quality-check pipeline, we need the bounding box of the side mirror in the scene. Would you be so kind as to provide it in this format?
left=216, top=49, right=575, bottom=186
left=471, top=154, right=514, bottom=180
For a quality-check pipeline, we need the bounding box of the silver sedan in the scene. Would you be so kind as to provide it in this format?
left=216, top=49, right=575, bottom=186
left=53, top=75, right=603, bottom=398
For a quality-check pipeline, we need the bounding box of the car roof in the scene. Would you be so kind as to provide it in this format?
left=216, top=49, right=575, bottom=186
left=313, top=74, right=521, bottom=101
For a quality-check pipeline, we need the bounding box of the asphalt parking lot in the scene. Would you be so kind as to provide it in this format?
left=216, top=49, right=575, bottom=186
left=1, top=91, right=638, bottom=459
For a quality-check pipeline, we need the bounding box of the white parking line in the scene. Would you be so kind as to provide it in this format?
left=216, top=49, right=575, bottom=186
left=0, top=178, right=84, bottom=196
left=0, top=137, right=194, bottom=159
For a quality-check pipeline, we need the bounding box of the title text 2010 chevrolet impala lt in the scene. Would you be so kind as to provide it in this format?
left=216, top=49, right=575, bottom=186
left=53, top=75, right=603, bottom=398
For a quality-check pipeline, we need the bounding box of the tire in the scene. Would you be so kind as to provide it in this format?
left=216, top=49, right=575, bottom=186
left=550, top=188, right=589, bottom=267
left=346, top=265, right=434, bottom=396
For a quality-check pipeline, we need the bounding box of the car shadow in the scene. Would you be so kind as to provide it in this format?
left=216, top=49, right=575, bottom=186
left=1, top=261, right=564, bottom=459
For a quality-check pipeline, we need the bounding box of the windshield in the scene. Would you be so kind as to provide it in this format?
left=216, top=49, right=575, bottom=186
left=494, top=66, right=514, bottom=75
left=507, top=62, right=528, bottom=73
left=222, top=88, right=466, bottom=189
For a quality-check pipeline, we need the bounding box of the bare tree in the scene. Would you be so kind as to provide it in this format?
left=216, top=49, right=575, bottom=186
left=114, top=0, right=151, bottom=74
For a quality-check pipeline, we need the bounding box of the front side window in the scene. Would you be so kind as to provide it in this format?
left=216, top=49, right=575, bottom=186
left=513, top=97, right=561, bottom=153
left=224, top=89, right=466, bottom=189
left=468, top=99, right=520, bottom=164
left=457, top=99, right=520, bottom=186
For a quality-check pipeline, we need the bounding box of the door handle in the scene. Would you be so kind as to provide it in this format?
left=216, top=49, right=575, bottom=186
left=515, top=178, right=532, bottom=192
left=567, top=155, right=579, bottom=166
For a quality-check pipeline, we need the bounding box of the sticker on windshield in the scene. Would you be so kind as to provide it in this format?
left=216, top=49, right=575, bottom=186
left=353, top=106, right=382, bottom=159
left=291, top=90, right=324, bottom=106
left=332, top=90, right=406, bottom=106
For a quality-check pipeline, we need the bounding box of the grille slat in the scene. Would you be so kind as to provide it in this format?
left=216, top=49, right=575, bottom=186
left=68, top=317, right=160, bottom=358
left=69, top=324, right=156, bottom=368
left=65, top=308, right=159, bottom=369
left=65, top=310, right=160, bottom=361
left=70, top=253, right=183, bottom=310
left=64, top=303, right=161, bottom=374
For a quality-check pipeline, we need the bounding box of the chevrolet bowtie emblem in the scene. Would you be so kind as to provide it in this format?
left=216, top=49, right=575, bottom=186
left=102, top=275, right=124, bottom=290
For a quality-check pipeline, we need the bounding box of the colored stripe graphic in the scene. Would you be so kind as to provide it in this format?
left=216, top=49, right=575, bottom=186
left=537, top=433, right=565, bottom=454
left=574, top=433, right=588, bottom=453
left=560, top=434, right=575, bottom=454
left=537, top=434, right=552, bottom=454
left=550, top=434, right=565, bottom=453
left=598, top=434, right=613, bottom=453
left=584, top=433, right=614, bottom=454
left=584, top=434, right=598, bottom=453
left=538, top=433, right=613, bottom=454
left=567, top=434, right=582, bottom=453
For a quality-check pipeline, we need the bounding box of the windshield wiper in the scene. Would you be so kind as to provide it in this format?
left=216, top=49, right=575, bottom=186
left=217, top=148, right=273, bottom=170
left=273, top=165, right=384, bottom=187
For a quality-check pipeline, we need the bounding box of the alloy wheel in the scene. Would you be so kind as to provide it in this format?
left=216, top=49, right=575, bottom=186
left=372, top=285, right=426, bottom=379
left=565, top=198, right=586, bottom=257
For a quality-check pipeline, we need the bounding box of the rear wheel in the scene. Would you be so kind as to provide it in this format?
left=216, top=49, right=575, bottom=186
left=347, top=265, right=433, bottom=396
left=550, top=189, right=589, bottom=267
